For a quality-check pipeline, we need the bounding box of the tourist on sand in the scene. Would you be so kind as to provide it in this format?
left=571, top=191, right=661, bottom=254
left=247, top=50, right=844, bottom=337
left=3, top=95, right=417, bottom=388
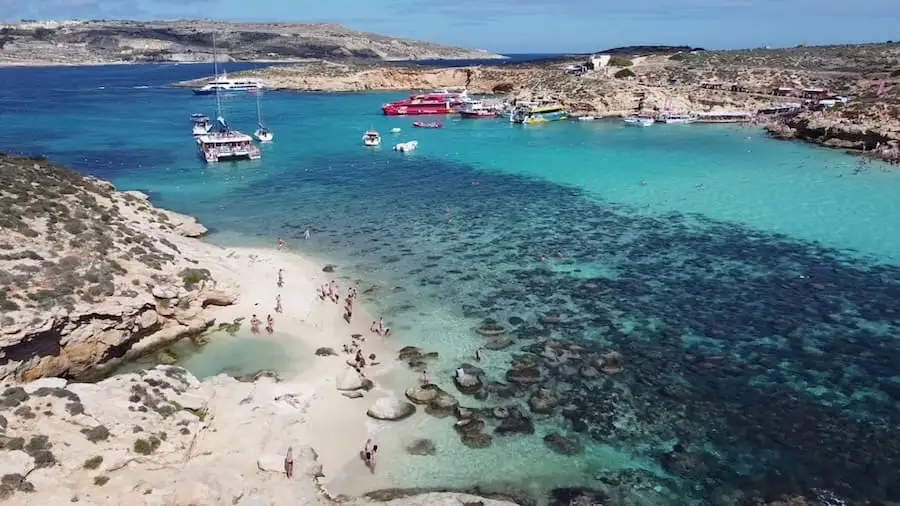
left=277, top=268, right=284, bottom=287
left=378, top=317, right=385, bottom=335
left=277, top=238, right=285, bottom=250
left=250, top=314, right=262, bottom=333
left=422, top=370, right=431, bottom=385
left=275, top=294, right=282, bottom=314
left=304, top=228, right=311, bottom=240
left=284, top=447, right=294, bottom=478
left=474, top=347, right=483, bottom=361
left=361, top=439, right=378, bottom=473
left=370, top=321, right=378, bottom=334
left=383, top=328, right=391, bottom=337
left=266, top=314, right=274, bottom=334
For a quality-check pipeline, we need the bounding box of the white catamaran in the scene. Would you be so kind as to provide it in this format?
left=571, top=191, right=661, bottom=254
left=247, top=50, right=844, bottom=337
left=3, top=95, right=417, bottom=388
left=195, top=33, right=261, bottom=163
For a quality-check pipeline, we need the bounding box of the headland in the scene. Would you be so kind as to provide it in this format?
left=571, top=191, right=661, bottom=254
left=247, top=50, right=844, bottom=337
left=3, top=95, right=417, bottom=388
left=0, top=19, right=503, bottom=67
left=201, top=43, right=900, bottom=163
left=0, top=153, right=520, bottom=505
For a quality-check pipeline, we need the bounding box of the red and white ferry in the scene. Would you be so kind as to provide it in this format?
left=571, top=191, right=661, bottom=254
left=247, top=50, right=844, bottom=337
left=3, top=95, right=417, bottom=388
left=382, top=88, right=467, bottom=116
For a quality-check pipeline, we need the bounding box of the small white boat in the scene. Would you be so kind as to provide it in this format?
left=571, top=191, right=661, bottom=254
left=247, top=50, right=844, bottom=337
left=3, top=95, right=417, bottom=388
left=390, top=127, right=402, bottom=134
left=577, top=115, right=596, bottom=121
left=253, top=91, right=273, bottom=142
left=254, top=127, right=273, bottom=143
left=191, top=114, right=212, bottom=136
left=393, top=140, right=418, bottom=152
left=363, top=130, right=381, bottom=147
left=624, top=115, right=654, bottom=127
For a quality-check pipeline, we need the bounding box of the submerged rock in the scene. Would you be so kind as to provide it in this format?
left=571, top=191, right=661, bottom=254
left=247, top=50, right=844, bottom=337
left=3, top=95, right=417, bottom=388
left=314, top=347, right=337, bottom=357
left=485, top=337, right=514, bottom=350
left=528, top=387, right=558, bottom=414
left=453, top=371, right=483, bottom=395
left=405, top=438, right=437, bottom=456
left=476, top=323, right=505, bottom=336
left=543, top=433, right=583, bottom=455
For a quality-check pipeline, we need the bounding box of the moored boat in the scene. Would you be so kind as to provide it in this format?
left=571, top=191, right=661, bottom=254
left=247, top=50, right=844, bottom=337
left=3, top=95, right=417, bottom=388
left=458, top=99, right=503, bottom=118
left=576, top=115, right=596, bottom=121
left=191, top=113, right=212, bottom=136
left=623, top=115, right=655, bottom=127
left=197, top=130, right=262, bottom=163
left=363, top=130, right=381, bottom=146
left=693, top=111, right=753, bottom=123
left=510, top=104, right=568, bottom=124
left=253, top=90, right=274, bottom=142
left=658, top=113, right=696, bottom=124
left=192, top=71, right=265, bottom=95
left=393, top=140, right=418, bottom=152
left=412, top=121, right=443, bottom=128
left=382, top=89, right=467, bottom=115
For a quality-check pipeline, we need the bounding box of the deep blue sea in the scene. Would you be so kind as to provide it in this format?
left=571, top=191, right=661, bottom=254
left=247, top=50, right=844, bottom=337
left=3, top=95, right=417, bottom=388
left=1, top=62, right=899, bottom=505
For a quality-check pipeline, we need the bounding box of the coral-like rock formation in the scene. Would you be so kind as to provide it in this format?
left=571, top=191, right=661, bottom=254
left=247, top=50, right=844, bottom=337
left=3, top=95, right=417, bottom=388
left=0, top=154, right=237, bottom=382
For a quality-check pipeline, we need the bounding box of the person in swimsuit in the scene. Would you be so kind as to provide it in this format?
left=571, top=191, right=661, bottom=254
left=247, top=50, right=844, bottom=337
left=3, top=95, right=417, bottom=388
left=284, top=447, right=294, bottom=478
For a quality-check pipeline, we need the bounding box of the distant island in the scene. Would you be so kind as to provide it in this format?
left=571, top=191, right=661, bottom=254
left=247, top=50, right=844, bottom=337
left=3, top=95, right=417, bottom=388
left=0, top=19, right=504, bottom=66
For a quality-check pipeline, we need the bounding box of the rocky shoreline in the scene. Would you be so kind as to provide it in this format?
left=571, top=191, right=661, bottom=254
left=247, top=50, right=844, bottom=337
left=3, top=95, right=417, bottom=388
left=207, top=42, right=900, bottom=164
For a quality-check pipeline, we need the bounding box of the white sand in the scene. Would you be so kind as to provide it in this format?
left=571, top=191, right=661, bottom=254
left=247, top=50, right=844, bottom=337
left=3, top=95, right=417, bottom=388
left=193, top=242, right=407, bottom=491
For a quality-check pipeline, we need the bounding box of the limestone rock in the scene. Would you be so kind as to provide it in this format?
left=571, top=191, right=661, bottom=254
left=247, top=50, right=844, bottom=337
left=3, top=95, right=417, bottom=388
left=336, top=369, right=366, bottom=391
left=528, top=387, right=558, bottom=414
left=366, top=396, right=416, bottom=421
left=342, top=391, right=364, bottom=399
left=544, top=433, right=584, bottom=455
left=22, top=377, right=67, bottom=394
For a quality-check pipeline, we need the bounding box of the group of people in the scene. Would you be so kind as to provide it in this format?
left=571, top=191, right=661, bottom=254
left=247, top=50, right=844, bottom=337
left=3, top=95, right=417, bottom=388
left=369, top=317, right=391, bottom=337
left=319, top=280, right=341, bottom=304
left=250, top=313, right=274, bottom=334
left=343, top=287, right=358, bottom=322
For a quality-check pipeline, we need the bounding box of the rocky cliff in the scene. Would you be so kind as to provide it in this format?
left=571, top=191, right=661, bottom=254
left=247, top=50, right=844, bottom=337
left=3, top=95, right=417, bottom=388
left=0, top=154, right=237, bottom=382
left=0, top=20, right=503, bottom=66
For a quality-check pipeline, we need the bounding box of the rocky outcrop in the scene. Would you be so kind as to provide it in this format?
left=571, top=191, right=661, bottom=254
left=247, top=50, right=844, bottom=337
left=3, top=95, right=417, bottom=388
left=0, top=20, right=502, bottom=67
left=0, top=365, right=520, bottom=505
left=0, top=154, right=238, bottom=382
left=366, top=396, right=416, bottom=421
left=765, top=112, right=900, bottom=161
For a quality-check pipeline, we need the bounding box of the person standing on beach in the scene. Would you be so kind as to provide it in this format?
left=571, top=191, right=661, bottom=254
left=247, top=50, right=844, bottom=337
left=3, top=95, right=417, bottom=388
left=277, top=238, right=285, bottom=250
left=475, top=347, right=483, bottom=361
left=284, top=447, right=294, bottom=478
left=277, top=268, right=284, bottom=287
left=422, top=370, right=431, bottom=385
left=304, top=228, right=311, bottom=240
left=275, top=294, right=283, bottom=314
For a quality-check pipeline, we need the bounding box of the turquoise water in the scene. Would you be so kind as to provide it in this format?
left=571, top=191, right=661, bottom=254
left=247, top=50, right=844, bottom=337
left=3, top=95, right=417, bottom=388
left=2, top=64, right=900, bottom=505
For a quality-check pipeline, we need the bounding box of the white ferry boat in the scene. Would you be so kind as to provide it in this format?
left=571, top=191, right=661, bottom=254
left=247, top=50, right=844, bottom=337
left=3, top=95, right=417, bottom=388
left=192, top=72, right=265, bottom=95
left=196, top=130, right=261, bottom=163
left=693, top=111, right=753, bottom=123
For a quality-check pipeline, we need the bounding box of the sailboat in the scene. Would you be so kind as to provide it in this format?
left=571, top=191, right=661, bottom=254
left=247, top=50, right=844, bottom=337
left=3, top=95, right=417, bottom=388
left=194, top=33, right=261, bottom=163
left=254, top=90, right=273, bottom=142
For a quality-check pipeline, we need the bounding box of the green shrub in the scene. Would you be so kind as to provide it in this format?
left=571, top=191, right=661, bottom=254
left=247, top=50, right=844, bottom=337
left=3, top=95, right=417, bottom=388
left=133, top=436, right=160, bottom=455
left=492, top=82, right=514, bottom=93
left=179, top=268, right=211, bottom=290
left=83, top=456, right=103, bottom=470
left=614, top=68, right=636, bottom=79
left=669, top=53, right=686, bottom=61
left=93, top=475, right=109, bottom=486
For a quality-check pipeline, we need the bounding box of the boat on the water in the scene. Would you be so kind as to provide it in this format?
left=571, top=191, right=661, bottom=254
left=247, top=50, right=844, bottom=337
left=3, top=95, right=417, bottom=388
left=197, top=129, right=262, bottom=163
left=693, top=111, right=753, bottom=123
left=191, top=113, right=212, bottom=136
left=253, top=90, right=273, bottom=142
left=510, top=104, right=568, bottom=124
left=195, top=33, right=261, bottom=163
left=363, top=130, right=381, bottom=147
left=382, top=89, right=467, bottom=115
left=576, top=115, right=596, bottom=121
left=657, top=113, right=695, bottom=124
left=412, top=121, right=443, bottom=128
left=393, top=140, right=418, bottom=152
left=390, top=127, right=402, bottom=134
left=192, top=71, right=265, bottom=95
left=458, top=99, right=503, bottom=118
left=623, top=115, right=655, bottom=127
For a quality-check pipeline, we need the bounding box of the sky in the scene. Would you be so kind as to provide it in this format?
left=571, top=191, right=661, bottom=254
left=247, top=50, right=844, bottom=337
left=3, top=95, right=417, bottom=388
left=1, top=0, right=899, bottom=54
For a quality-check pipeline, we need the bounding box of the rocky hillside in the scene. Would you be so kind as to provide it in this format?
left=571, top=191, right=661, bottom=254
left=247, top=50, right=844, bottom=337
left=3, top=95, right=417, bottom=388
left=0, top=20, right=502, bottom=66
left=0, top=153, right=236, bottom=382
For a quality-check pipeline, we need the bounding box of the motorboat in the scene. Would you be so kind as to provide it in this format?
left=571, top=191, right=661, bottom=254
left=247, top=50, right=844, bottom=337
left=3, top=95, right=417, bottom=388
left=390, top=127, right=402, bottom=134
left=577, top=115, right=596, bottom=121
left=254, top=127, right=273, bottom=143
left=623, top=115, right=655, bottom=127
left=412, top=121, right=443, bottom=128
left=363, top=130, right=381, bottom=147
left=510, top=104, right=568, bottom=124
left=191, top=113, right=212, bottom=136
left=393, top=140, right=418, bottom=152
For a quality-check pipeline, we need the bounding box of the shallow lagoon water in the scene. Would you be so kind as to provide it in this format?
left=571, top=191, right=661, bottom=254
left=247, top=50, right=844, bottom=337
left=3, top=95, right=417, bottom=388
left=2, top=64, right=899, bottom=505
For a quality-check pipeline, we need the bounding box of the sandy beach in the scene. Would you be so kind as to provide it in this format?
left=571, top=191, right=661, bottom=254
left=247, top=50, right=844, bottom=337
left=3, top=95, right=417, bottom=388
left=190, top=240, right=411, bottom=492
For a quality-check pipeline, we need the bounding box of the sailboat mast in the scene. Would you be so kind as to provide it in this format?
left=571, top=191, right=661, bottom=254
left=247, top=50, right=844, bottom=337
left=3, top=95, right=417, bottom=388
left=213, top=32, right=222, bottom=120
